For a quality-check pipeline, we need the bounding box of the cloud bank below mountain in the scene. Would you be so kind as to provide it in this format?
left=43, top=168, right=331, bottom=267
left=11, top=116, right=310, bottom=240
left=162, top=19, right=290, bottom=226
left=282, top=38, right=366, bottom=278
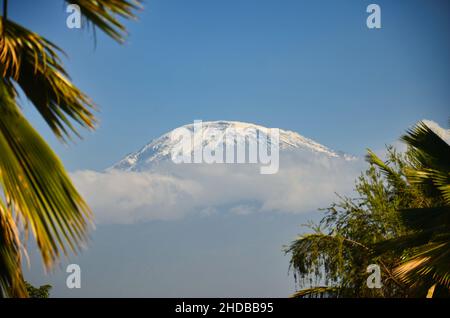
left=71, top=120, right=448, bottom=224
left=71, top=152, right=364, bottom=224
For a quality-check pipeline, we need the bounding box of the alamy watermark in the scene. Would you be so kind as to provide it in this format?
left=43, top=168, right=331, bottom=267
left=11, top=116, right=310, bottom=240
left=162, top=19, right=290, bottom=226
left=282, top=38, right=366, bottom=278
left=367, top=4, right=382, bottom=29
left=169, top=120, right=280, bottom=174
left=65, top=3, right=382, bottom=31
left=366, top=264, right=382, bottom=289
left=66, top=264, right=81, bottom=289
left=66, top=4, right=81, bottom=29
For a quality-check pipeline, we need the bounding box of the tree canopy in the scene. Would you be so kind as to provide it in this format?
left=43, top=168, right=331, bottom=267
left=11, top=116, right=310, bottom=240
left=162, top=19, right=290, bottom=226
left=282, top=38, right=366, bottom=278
left=286, top=121, right=450, bottom=298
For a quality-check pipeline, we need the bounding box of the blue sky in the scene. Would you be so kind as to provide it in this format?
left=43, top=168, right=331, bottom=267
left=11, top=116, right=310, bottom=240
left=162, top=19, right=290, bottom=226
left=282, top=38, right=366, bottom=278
left=10, top=0, right=450, bottom=297
left=10, top=0, right=450, bottom=171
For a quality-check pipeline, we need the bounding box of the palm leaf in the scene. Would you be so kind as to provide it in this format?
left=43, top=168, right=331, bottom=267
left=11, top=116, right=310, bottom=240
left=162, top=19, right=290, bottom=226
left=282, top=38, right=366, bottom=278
left=68, top=0, right=142, bottom=43
left=378, top=121, right=450, bottom=296
left=0, top=0, right=141, bottom=298
left=402, top=122, right=450, bottom=174
left=0, top=198, right=27, bottom=297
left=402, top=121, right=450, bottom=205
left=1, top=19, right=96, bottom=141
left=393, top=241, right=450, bottom=290
left=0, top=82, right=93, bottom=269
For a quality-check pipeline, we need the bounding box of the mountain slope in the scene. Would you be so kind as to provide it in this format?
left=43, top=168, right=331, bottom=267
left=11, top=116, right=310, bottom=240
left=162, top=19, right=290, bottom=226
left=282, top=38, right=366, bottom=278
left=110, top=121, right=354, bottom=171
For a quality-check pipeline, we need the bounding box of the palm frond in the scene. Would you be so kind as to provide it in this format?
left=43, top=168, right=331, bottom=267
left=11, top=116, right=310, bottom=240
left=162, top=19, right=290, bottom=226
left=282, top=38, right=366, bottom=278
left=0, top=0, right=141, bottom=298
left=402, top=121, right=450, bottom=205
left=68, top=0, right=142, bottom=43
left=381, top=121, right=450, bottom=295
left=0, top=82, right=93, bottom=269
left=393, top=242, right=450, bottom=290
left=402, top=122, right=450, bottom=174
left=0, top=199, right=27, bottom=298
left=0, top=19, right=96, bottom=141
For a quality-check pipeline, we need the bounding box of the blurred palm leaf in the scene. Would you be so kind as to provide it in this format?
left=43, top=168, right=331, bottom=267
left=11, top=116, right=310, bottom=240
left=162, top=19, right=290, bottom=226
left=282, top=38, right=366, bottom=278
left=0, top=0, right=141, bottom=297
left=0, top=82, right=93, bottom=271
left=0, top=198, right=27, bottom=297
left=1, top=19, right=96, bottom=140
left=69, top=0, right=142, bottom=43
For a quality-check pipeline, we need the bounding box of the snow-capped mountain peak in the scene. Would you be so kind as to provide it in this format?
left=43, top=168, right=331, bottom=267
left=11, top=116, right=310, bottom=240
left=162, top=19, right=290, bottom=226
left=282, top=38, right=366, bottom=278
left=110, top=121, right=353, bottom=171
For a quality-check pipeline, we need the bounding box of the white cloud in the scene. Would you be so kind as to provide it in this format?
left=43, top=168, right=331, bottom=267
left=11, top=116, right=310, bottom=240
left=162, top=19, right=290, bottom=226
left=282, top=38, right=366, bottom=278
left=71, top=170, right=202, bottom=223
left=78, top=117, right=450, bottom=224
left=71, top=151, right=365, bottom=224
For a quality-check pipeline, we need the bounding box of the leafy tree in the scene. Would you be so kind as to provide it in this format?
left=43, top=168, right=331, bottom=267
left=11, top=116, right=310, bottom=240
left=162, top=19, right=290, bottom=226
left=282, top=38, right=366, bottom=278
left=286, top=121, right=450, bottom=298
left=25, top=281, right=52, bottom=298
left=0, top=0, right=141, bottom=297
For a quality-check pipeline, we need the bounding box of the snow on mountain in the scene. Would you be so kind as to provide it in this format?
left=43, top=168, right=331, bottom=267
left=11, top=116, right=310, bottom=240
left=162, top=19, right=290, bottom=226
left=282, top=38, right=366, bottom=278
left=110, top=121, right=355, bottom=171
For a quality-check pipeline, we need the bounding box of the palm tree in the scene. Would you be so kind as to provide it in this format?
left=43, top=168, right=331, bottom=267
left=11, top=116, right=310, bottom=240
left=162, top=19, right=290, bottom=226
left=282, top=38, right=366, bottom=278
left=286, top=147, right=417, bottom=298
left=286, top=121, right=450, bottom=298
left=375, top=121, right=450, bottom=297
left=0, top=0, right=141, bottom=297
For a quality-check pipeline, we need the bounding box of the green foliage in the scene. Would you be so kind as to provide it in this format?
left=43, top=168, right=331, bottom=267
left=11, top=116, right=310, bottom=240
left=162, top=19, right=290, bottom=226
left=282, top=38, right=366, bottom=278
left=0, top=82, right=92, bottom=296
left=0, top=0, right=141, bottom=297
left=70, top=0, right=142, bottom=43
left=286, top=146, right=430, bottom=297
left=25, top=281, right=52, bottom=299
left=375, top=122, right=450, bottom=297
left=286, top=121, right=450, bottom=298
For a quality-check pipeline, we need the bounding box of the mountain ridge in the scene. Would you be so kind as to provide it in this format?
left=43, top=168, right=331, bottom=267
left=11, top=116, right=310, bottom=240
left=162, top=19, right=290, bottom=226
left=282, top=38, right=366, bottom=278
left=110, top=120, right=356, bottom=171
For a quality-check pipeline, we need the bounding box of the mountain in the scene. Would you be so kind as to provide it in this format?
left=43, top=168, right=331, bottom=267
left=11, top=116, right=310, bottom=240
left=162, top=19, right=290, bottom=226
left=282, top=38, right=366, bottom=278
left=110, top=121, right=355, bottom=171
